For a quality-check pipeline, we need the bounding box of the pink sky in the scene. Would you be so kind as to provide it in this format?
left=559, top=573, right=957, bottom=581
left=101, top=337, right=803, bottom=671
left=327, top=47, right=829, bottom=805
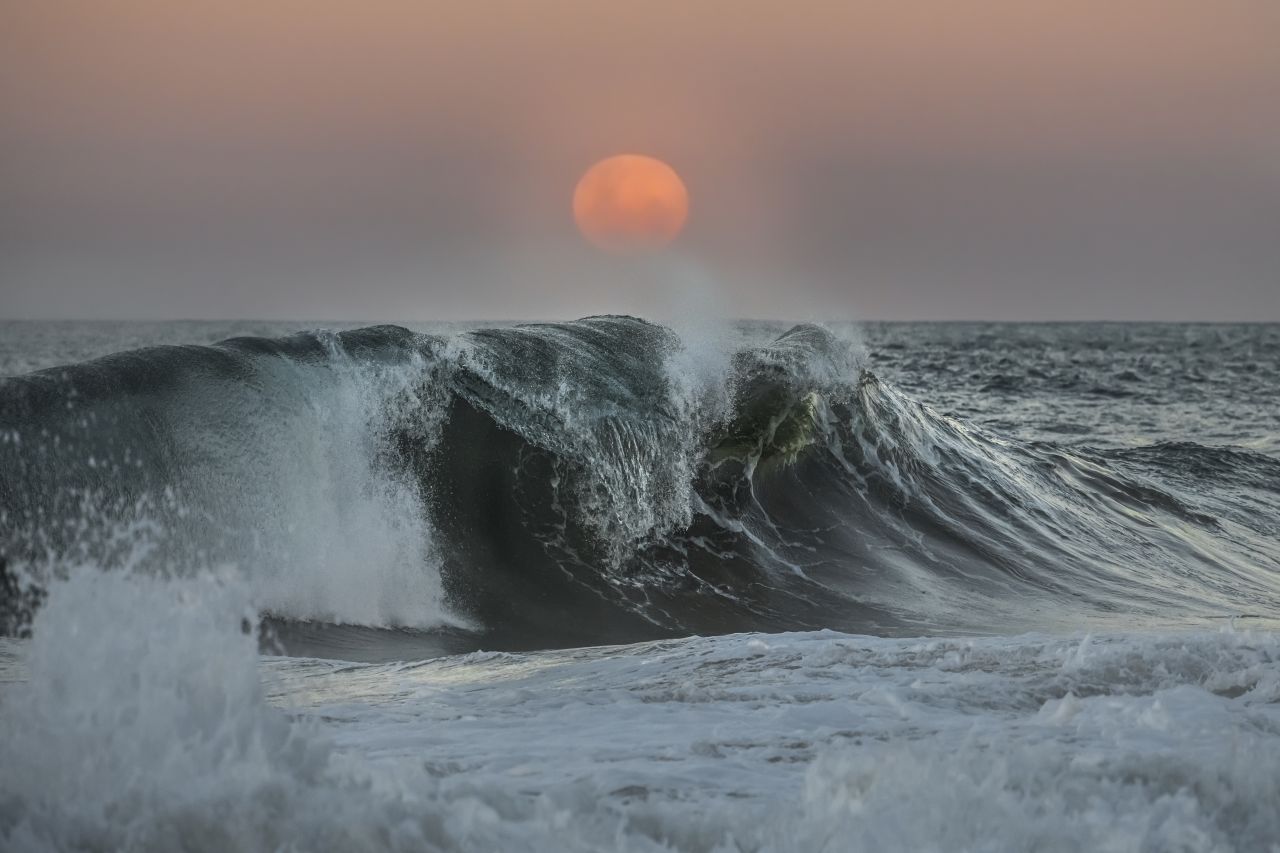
left=2, top=1, right=1278, bottom=319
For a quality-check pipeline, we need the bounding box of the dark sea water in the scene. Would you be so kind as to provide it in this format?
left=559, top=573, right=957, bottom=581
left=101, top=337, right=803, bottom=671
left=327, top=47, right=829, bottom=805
left=1, top=319, right=1278, bottom=851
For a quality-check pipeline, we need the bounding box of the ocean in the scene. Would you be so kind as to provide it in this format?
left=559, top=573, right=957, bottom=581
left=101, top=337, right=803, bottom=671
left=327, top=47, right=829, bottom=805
left=1, top=318, right=1278, bottom=851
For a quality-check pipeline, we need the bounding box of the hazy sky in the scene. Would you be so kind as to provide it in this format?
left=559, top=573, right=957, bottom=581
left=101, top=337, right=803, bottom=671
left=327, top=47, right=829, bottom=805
left=2, top=1, right=1278, bottom=321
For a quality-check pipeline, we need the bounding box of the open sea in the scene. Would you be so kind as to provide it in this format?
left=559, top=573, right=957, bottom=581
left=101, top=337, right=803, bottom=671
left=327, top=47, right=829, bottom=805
left=1, top=318, right=1278, bottom=851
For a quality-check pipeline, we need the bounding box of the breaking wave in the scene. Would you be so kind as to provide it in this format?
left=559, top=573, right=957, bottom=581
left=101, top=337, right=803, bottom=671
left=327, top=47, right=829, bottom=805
left=2, top=317, right=1278, bottom=653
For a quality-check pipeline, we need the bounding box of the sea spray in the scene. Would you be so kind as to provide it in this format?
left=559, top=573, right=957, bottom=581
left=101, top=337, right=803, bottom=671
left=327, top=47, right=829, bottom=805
left=0, top=331, right=460, bottom=631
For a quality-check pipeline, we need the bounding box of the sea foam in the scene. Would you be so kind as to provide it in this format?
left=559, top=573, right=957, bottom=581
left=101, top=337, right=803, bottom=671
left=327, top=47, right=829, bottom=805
left=4, top=570, right=1279, bottom=851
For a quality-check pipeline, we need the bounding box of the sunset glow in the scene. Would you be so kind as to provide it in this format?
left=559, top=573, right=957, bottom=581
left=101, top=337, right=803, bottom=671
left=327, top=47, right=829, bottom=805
left=573, top=155, right=689, bottom=252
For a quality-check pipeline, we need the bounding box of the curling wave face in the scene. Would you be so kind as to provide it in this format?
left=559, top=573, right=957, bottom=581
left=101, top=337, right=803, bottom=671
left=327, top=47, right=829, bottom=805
left=1, top=318, right=1278, bottom=655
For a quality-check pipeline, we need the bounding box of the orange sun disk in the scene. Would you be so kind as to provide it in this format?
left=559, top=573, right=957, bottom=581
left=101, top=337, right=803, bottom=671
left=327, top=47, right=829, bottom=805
left=573, top=154, right=689, bottom=252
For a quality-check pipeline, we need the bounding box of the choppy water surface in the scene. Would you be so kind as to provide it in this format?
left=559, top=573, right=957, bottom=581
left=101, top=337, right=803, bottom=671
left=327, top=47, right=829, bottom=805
left=1, top=319, right=1277, bottom=851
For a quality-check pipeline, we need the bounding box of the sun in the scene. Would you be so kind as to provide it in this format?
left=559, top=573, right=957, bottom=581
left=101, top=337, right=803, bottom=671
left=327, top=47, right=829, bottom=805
left=573, top=154, right=689, bottom=252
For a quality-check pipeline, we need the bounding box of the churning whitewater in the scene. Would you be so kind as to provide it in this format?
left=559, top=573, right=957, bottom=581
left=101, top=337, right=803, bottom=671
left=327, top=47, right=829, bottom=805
left=1, top=318, right=1278, bottom=851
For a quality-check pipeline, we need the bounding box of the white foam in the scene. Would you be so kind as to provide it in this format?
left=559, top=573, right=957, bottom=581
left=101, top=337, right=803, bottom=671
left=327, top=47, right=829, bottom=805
left=201, top=343, right=456, bottom=629
left=11, top=338, right=463, bottom=631
left=4, top=571, right=1278, bottom=851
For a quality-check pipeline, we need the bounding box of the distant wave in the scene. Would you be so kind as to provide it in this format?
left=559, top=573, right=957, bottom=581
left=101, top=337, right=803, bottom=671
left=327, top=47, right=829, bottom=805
left=3, top=317, right=1278, bottom=649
